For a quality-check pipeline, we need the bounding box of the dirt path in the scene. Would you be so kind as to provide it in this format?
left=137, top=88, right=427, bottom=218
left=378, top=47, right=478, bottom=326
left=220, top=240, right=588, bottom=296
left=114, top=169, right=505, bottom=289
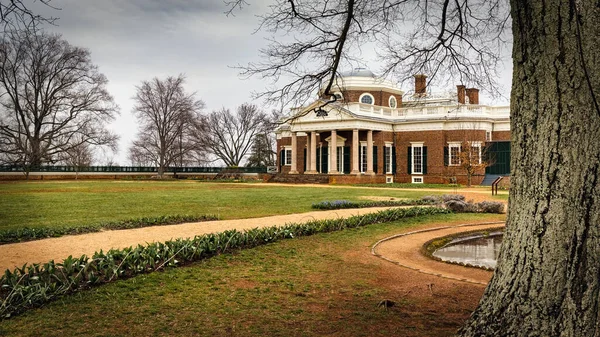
left=0, top=206, right=400, bottom=272
left=373, top=222, right=505, bottom=285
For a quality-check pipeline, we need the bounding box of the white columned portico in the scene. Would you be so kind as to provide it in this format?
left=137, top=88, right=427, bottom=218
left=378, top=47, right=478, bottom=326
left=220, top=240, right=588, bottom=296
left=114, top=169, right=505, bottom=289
left=290, top=132, right=298, bottom=174
left=366, top=130, right=374, bottom=175
left=329, top=130, right=339, bottom=174
left=307, top=131, right=318, bottom=174
left=351, top=129, right=360, bottom=174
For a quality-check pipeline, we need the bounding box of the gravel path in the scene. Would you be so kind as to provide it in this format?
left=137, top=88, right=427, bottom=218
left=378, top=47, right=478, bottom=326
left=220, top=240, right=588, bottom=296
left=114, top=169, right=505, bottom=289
left=0, top=206, right=399, bottom=272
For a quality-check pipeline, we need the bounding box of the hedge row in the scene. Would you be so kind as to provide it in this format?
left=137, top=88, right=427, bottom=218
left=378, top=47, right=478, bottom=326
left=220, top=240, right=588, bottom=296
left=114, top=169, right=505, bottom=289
left=0, top=215, right=219, bottom=245
left=0, top=206, right=450, bottom=319
left=311, top=199, right=433, bottom=210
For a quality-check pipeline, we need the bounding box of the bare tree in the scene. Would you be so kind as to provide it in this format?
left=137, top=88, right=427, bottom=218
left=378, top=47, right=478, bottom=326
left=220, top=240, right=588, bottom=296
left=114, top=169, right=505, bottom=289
left=130, top=75, right=205, bottom=177
left=0, top=0, right=57, bottom=32
left=197, top=103, right=268, bottom=167
left=0, top=30, right=119, bottom=177
left=231, top=0, right=600, bottom=335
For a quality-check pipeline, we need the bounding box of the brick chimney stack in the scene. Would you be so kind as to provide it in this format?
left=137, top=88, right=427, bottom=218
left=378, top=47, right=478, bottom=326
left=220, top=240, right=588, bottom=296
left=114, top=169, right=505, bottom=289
left=457, top=85, right=466, bottom=104
left=414, top=74, right=427, bottom=96
left=465, top=88, right=480, bottom=105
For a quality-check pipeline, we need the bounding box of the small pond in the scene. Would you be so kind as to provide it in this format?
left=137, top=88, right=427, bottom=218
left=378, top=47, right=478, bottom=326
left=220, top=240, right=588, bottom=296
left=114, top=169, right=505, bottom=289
left=432, top=232, right=503, bottom=269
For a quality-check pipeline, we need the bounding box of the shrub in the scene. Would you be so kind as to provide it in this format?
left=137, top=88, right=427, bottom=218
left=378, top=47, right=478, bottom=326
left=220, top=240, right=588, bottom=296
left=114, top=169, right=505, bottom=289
left=421, top=195, right=442, bottom=204
left=0, top=206, right=450, bottom=319
left=311, top=198, right=433, bottom=210
left=441, top=194, right=465, bottom=202
left=477, top=201, right=505, bottom=214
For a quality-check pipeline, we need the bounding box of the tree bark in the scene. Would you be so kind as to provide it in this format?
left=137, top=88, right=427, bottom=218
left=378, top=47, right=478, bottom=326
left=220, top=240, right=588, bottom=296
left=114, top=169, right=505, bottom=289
left=460, top=1, right=600, bottom=336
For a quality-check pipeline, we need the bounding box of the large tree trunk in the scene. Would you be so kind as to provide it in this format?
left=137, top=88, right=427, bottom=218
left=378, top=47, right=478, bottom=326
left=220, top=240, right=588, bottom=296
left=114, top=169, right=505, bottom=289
left=459, top=1, right=600, bottom=336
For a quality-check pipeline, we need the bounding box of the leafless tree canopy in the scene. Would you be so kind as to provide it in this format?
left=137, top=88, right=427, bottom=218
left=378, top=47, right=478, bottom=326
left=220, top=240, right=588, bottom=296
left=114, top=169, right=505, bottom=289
left=197, top=103, right=269, bottom=167
left=129, top=75, right=205, bottom=175
left=0, top=0, right=57, bottom=32
left=0, top=30, right=119, bottom=172
left=231, top=0, right=510, bottom=107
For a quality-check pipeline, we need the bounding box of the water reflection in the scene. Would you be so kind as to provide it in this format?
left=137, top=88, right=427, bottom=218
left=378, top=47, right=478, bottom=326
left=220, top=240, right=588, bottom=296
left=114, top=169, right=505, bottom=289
left=432, top=233, right=503, bottom=269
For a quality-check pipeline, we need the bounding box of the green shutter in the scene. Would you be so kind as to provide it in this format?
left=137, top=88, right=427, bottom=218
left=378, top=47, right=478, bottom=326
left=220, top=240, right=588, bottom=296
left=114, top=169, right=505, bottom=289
left=303, top=148, right=307, bottom=171
left=407, top=147, right=412, bottom=174
left=343, top=146, right=350, bottom=174
left=321, top=147, right=328, bottom=173
left=280, top=149, right=285, bottom=167
left=443, top=146, right=449, bottom=166
left=373, top=146, right=378, bottom=174
left=423, top=146, right=428, bottom=174
left=316, top=148, right=321, bottom=173
left=392, top=147, right=397, bottom=173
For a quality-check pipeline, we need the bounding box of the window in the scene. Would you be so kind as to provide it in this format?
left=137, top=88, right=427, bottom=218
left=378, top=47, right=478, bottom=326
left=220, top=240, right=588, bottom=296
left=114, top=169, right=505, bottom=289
left=470, top=142, right=482, bottom=164
left=449, top=143, right=461, bottom=166
left=360, top=143, right=367, bottom=173
left=360, top=93, right=374, bottom=105
left=334, top=92, right=344, bottom=100
left=412, top=144, right=423, bottom=174
left=389, top=96, right=397, bottom=108
left=412, top=176, right=424, bottom=184
left=284, top=147, right=292, bottom=166
left=336, top=146, right=344, bottom=172
left=486, top=131, right=492, bottom=141
left=384, top=144, right=393, bottom=174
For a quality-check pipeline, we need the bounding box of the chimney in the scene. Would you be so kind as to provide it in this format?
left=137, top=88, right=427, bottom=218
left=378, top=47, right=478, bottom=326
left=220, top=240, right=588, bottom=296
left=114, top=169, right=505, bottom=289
left=414, top=74, right=427, bottom=96
left=456, top=85, right=466, bottom=104
left=465, top=88, right=479, bottom=105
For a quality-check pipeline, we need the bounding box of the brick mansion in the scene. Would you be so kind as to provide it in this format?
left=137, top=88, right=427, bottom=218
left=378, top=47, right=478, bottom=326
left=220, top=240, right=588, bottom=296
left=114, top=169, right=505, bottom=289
left=275, top=69, right=511, bottom=185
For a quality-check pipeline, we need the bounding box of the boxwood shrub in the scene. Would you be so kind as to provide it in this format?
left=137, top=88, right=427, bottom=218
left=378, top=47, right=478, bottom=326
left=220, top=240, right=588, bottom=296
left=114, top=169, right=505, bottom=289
left=311, top=198, right=433, bottom=210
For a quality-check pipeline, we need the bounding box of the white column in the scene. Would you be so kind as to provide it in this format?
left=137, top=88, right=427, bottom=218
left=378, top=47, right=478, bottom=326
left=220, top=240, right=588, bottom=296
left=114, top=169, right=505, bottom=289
left=366, top=130, right=374, bottom=175
left=290, top=132, right=298, bottom=174
left=307, top=131, right=318, bottom=174
left=305, top=133, right=311, bottom=173
left=351, top=129, right=360, bottom=174
left=329, top=130, right=339, bottom=174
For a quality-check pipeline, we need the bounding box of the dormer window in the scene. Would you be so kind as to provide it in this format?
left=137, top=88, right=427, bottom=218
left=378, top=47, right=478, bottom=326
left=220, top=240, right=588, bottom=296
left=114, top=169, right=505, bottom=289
left=389, top=96, right=397, bottom=108
left=359, top=93, right=374, bottom=105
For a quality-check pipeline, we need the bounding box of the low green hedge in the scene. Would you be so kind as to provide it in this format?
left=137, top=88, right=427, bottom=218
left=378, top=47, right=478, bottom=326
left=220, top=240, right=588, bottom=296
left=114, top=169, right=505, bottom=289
left=311, top=199, right=433, bottom=210
left=0, top=206, right=450, bottom=319
left=0, top=215, right=219, bottom=245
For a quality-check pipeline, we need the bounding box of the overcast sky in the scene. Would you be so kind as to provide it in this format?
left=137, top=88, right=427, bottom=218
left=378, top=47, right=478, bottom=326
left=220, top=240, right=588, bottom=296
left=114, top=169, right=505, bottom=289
left=34, top=0, right=512, bottom=165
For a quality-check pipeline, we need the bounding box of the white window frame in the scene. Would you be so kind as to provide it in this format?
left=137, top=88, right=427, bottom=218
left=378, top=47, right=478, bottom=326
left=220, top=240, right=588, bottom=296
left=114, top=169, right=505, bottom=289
left=359, top=93, right=375, bottom=105
left=412, top=176, right=424, bottom=184
left=385, top=142, right=393, bottom=174
left=448, top=142, right=461, bottom=166
left=470, top=141, right=482, bottom=165
left=411, top=142, right=424, bottom=175
left=486, top=131, right=492, bottom=141
left=284, top=146, right=292, bottom=166
left=333, top=92, right=344, bottom=100
left=359, top=142, right=367, bottom=173
left=388, top=95, right=397, bottom=108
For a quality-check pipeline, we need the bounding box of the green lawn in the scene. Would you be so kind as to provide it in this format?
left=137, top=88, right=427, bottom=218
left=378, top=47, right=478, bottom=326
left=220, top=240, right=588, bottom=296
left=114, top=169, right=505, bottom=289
left=0, top=212, right=504, bottom=337
left=0, top=180, right=444, bottom=230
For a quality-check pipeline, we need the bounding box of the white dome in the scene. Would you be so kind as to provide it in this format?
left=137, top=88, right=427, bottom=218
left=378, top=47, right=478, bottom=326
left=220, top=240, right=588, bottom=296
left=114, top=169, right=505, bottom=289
left=339, top=68, right=376, bottom=78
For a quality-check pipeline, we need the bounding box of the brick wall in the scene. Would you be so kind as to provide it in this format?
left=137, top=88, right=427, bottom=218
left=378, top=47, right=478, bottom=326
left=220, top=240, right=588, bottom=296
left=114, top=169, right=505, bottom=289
left=342, top=90, right=402, bottom=107
left=492, top=131, right=510, bottom=141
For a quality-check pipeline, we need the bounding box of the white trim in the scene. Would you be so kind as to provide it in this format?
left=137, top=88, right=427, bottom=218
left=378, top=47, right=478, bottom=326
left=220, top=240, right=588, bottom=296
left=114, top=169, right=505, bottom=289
left=333, top=92, right=344, bottom=100
left=389, top=95, right=397, bottom=108
left=384, top=143, right=393, bottom=174
left=448, top=142, right=461, bottom=166
left=411, top=143, right=424, bottom=174
left=412, top=176, right=424, bottom=184
left=359, top=93, right=375, bottom=105
left=283, top=146, right=292, bottom=166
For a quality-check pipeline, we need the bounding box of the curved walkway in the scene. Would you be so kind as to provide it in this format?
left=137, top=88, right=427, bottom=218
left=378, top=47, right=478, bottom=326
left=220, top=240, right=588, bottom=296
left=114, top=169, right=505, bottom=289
left=0, top=206, right=399, bottom=272
left=372, top=222, right=505, bottom=285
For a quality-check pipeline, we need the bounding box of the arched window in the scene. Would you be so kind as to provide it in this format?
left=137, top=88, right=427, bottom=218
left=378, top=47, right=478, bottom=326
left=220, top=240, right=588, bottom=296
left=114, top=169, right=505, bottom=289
left=359, top=93, right=374, bottom=105
left=389, top=96, right=397, bottom=108
left=333, top=92, right=343, bottom=101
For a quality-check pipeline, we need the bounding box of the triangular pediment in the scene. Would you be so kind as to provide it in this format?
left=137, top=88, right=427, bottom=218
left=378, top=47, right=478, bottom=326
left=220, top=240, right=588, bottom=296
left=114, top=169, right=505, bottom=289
left=289, top=100, right=357, bottom=124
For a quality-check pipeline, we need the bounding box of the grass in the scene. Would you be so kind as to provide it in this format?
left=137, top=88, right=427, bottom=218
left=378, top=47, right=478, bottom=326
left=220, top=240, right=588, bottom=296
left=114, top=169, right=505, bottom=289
left=0, top=180, right=444, bottom=231
left=0, top=212, right=505, bottom=337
